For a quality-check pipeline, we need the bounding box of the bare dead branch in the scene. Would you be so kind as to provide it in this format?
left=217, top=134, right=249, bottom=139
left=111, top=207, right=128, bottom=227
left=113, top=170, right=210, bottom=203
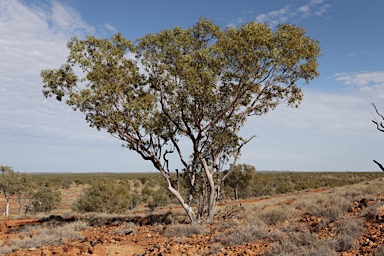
left=373, top=160, right=384, bottom=172
left=372, top=103, right=384, bottom=132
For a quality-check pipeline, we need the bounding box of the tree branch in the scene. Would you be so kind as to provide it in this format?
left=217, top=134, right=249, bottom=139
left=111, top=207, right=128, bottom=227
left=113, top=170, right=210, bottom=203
left=373, top=160, right=384, bottom=172
left=372, top=103, right=384, bottom=132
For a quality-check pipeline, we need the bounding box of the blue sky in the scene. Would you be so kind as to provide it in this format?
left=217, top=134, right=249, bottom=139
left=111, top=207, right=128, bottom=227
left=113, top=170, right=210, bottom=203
left=1, top=0, right=384, bottom=172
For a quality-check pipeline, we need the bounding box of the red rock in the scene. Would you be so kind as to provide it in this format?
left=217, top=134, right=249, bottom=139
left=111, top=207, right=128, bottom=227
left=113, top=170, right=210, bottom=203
left=52, top=247, right=64, bottom=254
left=67, top=247, right=81, bottom=256
left=90, top=244, right=106, bottom=256
left=41, top=249, right=51, bottom=255
left=244, top=248, right=254, bottom=255
left=0, top=221, right=8, bottom=233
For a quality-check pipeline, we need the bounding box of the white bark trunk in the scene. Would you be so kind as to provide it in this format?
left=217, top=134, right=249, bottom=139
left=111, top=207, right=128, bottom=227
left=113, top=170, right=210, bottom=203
left=5, top=198, right=10, bottom=217
left=201, top=159, right=216, bottom=223
left=167, top=185, right=198, bottom=223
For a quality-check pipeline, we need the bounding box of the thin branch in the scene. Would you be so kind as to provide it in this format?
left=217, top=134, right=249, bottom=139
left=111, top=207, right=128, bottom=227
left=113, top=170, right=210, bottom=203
left=372, top=103, right=384, bottom=132
left=221, top=135, right=256, bottom=182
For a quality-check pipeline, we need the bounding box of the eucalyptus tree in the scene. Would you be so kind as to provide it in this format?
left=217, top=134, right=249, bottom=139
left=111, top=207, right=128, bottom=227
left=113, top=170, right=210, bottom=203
left=0, top=166, right=17, bottom=216
left=41, top=18, right=321, bottom=223
left=14, top=173, right=36, bottom=216
left=225, top=164, right=256, bottom=200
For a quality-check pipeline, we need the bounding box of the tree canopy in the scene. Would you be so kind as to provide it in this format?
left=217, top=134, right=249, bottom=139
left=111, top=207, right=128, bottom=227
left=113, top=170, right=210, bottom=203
left=41, top=18, right=321, bottom=222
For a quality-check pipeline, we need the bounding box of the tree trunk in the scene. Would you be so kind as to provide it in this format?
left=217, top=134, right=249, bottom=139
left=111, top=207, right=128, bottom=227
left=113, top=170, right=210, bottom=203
left=17, top=199, right=24, bottom=216
left=197, top=188, right=204, bottom=220
left=167, top=184, right=198, bottom=223
left=205, top=172, right=216, bottom=223
left=200, top=158, right=217, bottom=223
left=5, top=198, right=10, bottom=217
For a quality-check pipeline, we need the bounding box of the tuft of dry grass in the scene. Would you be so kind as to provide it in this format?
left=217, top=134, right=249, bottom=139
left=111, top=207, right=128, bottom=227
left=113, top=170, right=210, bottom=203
left=215, top=219, right=269, bottom=246
left=332, top=217, right=363, bottom=252
left=257, top=204, right=298, bottom=225
left=113, top=222, right=136, bottom=236
left=163, top=223, right=209, bottom=238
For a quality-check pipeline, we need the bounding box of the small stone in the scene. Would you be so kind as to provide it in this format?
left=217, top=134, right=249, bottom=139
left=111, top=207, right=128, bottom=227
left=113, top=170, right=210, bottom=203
left=31, top=230, right=38, bottom=237
left=52, top=247, right=64, bottom=254
left=67, top=247, right=81, bottom=256
left=244, top=248, right=254, bottom=255
left=90, top=244, right=106, bottom=256
left=41, top=249, right=51, bottom=256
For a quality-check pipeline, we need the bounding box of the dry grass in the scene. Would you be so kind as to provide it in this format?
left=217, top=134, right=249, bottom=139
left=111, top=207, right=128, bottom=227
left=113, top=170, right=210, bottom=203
left=163, top=223, right=209, bottom=238
left=257, top=204, right=298, bottom=225
left=0, top=220, right=89, bottom=255
left=113, top=222, right=136, bottom=236
left=215, top=219, right=269, bottom=246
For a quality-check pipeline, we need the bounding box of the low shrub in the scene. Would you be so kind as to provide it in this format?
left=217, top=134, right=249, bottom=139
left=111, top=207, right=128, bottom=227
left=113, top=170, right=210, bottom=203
left=28, top=188, right=61, bottom=213
left=72, top=179, right=130, bottom=214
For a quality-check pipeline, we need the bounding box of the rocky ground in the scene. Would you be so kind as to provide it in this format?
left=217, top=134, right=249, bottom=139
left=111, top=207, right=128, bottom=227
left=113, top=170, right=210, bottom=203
left=2, top=179, right=384, bottom=255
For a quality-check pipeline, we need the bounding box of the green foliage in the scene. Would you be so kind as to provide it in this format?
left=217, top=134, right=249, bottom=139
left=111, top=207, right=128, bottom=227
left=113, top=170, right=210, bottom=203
left=72, top=179, right=130, bottom=214
left=147, top=188, right=170, bottom=211
left=29, top=188, right=61, bottom=213
left=130, top=193, right=141, bottom=209
left=224, top=164, right=256, bottom=199
left=0, top=165, right=14, bottom=173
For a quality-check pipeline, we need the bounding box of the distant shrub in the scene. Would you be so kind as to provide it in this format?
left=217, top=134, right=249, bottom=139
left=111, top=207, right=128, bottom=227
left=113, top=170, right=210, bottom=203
left=147, top=189, right=169, bottom=210
left=29, top=188, right=61, bottom=213
left=130, top=193, right=142, bottom=209
left=72, top=179, right=130, bottom=214
left=60, top=180, right=72, bottom=189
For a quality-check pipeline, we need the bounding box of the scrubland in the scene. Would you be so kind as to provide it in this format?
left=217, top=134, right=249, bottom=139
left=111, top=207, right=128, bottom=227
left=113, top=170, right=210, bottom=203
left=1, top=171, right=384, bottom=255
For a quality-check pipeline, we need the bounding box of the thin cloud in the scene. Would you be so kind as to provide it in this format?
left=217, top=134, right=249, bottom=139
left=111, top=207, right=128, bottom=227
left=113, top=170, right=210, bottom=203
left=105, top=23, right=118, bottom=33
left=254, top=0, right=331, bottom=26
left=241, top=80, right=381, bottom=171
left=333, top=71, right=384, bottom=99
left=255, top=5, right=292, bottom=26
left=0, top=0, right=106, bottom=144
left=334, top=71, right=384, bottom=86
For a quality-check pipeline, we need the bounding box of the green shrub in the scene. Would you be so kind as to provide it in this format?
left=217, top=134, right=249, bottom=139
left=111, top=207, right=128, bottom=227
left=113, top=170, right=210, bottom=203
left=29, top=188, right=61, bottom=213
left=72, top=179, right=130, bottom=214
left=130, top=193, right=142, bottom=209
left=147, top=189, right=169, bottom=210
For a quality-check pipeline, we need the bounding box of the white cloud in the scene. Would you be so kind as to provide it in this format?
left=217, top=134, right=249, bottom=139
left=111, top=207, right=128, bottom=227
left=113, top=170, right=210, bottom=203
left=105, top=23, right=118, bottom=33
left=0, top=0, right=106, bottom=142
left=254, top=0, right=331, bottom=26
left=333, top=72, right=384, bottom=99
left=255, top=5, right=292, bottom=26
